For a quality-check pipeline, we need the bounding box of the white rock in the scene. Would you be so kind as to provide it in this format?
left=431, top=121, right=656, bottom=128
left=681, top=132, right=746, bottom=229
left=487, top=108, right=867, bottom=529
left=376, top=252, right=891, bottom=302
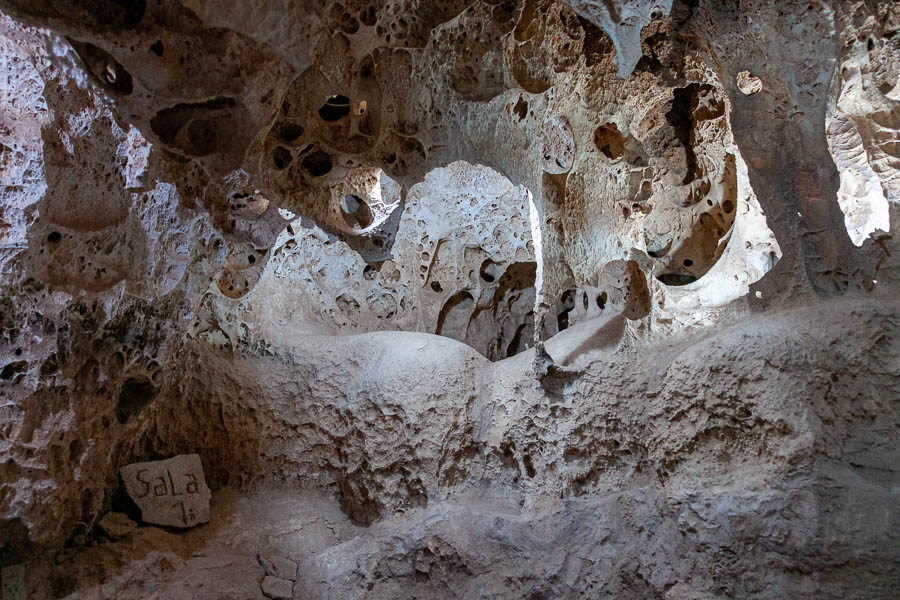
left=119, top=454, right=211, bottom=528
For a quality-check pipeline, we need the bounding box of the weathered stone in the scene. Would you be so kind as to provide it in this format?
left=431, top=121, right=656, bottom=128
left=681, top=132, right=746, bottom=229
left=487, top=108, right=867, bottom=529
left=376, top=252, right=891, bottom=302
left=258, top=552, right=297, bottom=581
left=119, top=455, right=211, bottom=528
left=260, top=575, right=293, bottom=600
left=597, top=259, right=651, bottom=321
left=0, top=564, right=24, bottom=600
left=0, top=1, right=898, bottom=599
left=96, top=512, right=137, bottom=540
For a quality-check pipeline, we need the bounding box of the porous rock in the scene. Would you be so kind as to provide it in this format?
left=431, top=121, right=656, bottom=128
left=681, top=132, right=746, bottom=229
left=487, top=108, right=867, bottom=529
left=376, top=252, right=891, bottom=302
left=0, top=1, right=898, bottom=599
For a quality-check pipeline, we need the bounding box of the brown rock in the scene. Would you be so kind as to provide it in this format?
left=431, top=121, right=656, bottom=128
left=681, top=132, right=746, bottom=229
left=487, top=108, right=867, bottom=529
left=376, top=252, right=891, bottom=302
left=1, top=564, right=25, bottom=600
left=96, top=512, right=137, bottom=539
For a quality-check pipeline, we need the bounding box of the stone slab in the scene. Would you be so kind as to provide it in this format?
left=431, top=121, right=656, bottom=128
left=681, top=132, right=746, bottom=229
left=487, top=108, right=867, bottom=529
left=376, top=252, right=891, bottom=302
left=259, top=552, right=298, bottom=581
left=261, top=575, right=294, bottom=599
left=119, top=454, right=211, bottom=528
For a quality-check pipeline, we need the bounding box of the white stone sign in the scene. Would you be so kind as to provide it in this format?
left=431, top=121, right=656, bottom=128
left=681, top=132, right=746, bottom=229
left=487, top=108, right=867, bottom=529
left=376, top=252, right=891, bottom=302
left=119, top=454, right=211, bottom=528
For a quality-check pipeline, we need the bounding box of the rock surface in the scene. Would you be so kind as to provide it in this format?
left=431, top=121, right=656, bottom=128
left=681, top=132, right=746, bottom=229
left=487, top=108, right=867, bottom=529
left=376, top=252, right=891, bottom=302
left=0, top=564, right=25, bottom=600
left=95, top=512, right=136, bottom=540
left=260, top=576, right=294, bottom=600
left=0, top=1, right=897, bottom=599
left=258, top=552, right=298, bottom=582
left=119, top=455, right=211, bottom=528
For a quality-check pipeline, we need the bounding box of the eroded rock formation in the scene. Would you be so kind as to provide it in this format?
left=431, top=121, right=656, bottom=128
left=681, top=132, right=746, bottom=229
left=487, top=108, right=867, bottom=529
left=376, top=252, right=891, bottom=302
left=0, top=1, right=898, bottom=598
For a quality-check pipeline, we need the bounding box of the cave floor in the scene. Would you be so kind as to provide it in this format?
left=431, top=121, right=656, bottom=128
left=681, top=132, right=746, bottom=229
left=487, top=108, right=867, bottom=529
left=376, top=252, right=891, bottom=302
left=50, top=486, right=534, bottom=599
left=51, top=489, right=361, bottom=599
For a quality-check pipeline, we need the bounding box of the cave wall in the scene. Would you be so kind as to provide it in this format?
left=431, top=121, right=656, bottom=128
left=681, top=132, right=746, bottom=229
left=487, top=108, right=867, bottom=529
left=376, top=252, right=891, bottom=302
left=0, top=1, right=898, bottom=597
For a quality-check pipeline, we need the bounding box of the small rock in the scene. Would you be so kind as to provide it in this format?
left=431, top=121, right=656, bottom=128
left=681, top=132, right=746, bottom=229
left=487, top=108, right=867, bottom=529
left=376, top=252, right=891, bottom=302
left=258, top=552, right=298, bottom=581
left=97, top=512, right=137, bottom=539
left=260, top=575, right=293, bottom=600
left=119, top=454, right=211, bottom=528
left=1, top=564, right=25, bottom=600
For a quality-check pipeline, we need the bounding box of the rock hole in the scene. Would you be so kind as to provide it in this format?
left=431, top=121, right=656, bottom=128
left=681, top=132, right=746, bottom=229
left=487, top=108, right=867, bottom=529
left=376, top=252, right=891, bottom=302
left=302, top=150, right=333, bottom=177
left=337, top=478, right=382, bottom=526
left=657, top=273, right=699, bottom=286
left=435, top=290, right=474, bottom=338
left=594, top=123, right=625, bottom=159
left=276, top=122, right=304, bottom=144
left=557, top=289, right=576, bottom=331
left=185, top=119, right=218, bottom=156
left=116, top=0, right=147, bottom=25
left=47, top=231, right=62, bottom=243
left=666, top=85, right=700, bottom=185
left=272, top=146, right=293, bottom=170
left=358, top=55, right=376, bottom=79
left=149, top=97, right=236, bottom=156
left=248, top=255, right=256, bottom=264
left=149, top=40, right=164, bottom=56
left=596, top=292, right=607, bottom=310
left=360, top=6, right=377, bottom=27
left=0, top=361, right=26, bottom=382
left=505, top=313, right=534, bottom=358
left=341, top=194, right=373, bottom=229
left=523, top=455, right=536, bottom=478
left=68, top=439, right=83, bottom=462
left=318, top=94, right=351, bottom=122
left=506, top=324, right=526, bottom=356
left=513, top=97, right=528, bottom=120
left=69, top=40, right=134, bottom=95
left=430, top=281, right=443, bottom=293
left=683, top=258, right=693, bottom=267
left=115, top=377, right=157, bottom=425
left=480, top=260, right=502, bottom=283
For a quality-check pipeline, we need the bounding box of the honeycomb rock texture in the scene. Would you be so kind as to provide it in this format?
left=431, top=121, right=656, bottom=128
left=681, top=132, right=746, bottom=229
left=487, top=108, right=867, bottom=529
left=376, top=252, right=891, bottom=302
left=0, top=1, right=898, bottom=599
